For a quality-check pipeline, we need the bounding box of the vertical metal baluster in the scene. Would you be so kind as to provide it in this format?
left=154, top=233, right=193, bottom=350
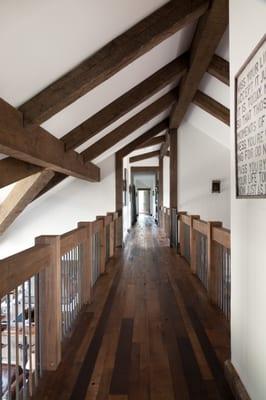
left=61, top=256, right=63, bottom=337
left=15, top=288, right=19, bottom=400
left=74, top=247, right=77, bottom=319
left=28, top=279, right=33, bottom=396
left=34, top=274, right=41, bottom=382
left=22, top=283, right=28, bottom=400
left=0, top=295, right=3, bottom=400
left=7, top=293, right=11, bottom=400
left=68, top=250, right=70, bottom=331
left=79, top=244, right=82, bottom=310
left=66, top=251, right=69, bottom=334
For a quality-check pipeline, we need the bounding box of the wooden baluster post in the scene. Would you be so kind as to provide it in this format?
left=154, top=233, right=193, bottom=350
left=190, top=215, right=200, bottom=274
left=207, top=221, right=223, bottom=303
left=97, top=216, right=106, bottom=274
left=107, top=212, right=115, bottom=258
left=78, top=222, right=93, bottom=304
left=35, top=235, right=62, bottom=371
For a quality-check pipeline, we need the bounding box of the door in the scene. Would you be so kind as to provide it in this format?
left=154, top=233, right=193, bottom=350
left=138, top=189, right=150, bottom=214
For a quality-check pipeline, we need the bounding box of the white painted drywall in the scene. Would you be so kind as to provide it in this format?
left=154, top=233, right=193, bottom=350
left=230, top=1, right=266, bottom=399
left=178, top=122, right=230, bottom=228
left=0, top=156, right=115, bottom=259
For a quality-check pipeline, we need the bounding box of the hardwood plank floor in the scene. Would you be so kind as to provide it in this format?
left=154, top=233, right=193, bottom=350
left=34, top=216, right=233, bottom=400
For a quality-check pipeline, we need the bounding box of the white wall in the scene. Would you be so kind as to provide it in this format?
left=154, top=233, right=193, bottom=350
left=230, top=1, right=266, bottom=399
left=0, top=156, right=115, bottom=259
left=178, top=122, right=231, bottom=228
left=163, top=156, right=170, bottom=207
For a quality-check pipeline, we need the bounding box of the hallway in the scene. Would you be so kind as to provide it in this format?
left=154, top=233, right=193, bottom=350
left=35, top=216, right=233, bottom=400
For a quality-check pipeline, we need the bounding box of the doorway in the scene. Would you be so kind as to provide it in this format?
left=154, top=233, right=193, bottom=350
left=138, top=189, right=151, bottom=215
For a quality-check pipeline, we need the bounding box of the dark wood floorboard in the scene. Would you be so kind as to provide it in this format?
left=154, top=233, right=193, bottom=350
left=34, top=215, right=233, bottom=400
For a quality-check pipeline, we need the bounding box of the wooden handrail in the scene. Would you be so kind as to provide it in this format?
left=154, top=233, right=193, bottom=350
left=60, top=225, right=88, bottom=255
left=212, top=226, right=230, bottom=249
left=0, top=244, right=51, bottom=298
left=193, top=219, right=208, bottom=236
left=92, top=219, right=104, bottom=235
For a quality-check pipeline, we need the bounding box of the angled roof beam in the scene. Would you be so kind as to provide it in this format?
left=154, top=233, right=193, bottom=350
left=170, top=0, right=229, bottom=128
left=0, top=99, right=100, bottom=182
left=193, top=90, right=230, bottom=125
left=136, top=134, right=166, bottom=150
left=117, top=120, right=168, bottom=159
left=63, top=54, right=188, bottom=151
left=0, top=170, right=54, bottom=235
left=129, top=150, right=160, bottom=164
left=207, top=54, right=229, bottom=85
left=19, top=1, right=209, bottom=125
left=82, top=91, right=176, bottom=162
left=160, top=132, right=170, bottom=158
left=0, top=158, right=42, bottom=189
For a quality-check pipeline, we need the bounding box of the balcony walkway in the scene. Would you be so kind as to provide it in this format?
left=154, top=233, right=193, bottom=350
left=34, top=215, right=233, bottom=400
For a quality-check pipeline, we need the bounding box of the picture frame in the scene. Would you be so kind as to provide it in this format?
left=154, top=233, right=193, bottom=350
left=235, top=34, right=266, bottom=198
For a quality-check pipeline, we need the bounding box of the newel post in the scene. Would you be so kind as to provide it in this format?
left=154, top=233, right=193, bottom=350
left=35, top=235, right=62, bottom=371
left=177, top=212, right=187, bottom=254
left=190, top=215, right=200, bottom=274
left=115, top=213, right=123, bottom=248
left=97, top=216, right=107, bottom=274
left=78, top=222, right=93, bottom=304
left=107, top=212, right=115, bottom=257
left=207, top=221, right=223, bottom=303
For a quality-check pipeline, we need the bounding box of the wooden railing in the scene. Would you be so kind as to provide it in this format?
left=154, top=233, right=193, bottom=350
left=0, top=211, right=122, bottom=399
left=179, top=213, right=231, bottom=320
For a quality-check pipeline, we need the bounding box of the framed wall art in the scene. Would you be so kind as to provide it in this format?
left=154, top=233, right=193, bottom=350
left=235, top=35, right=266, bottom=198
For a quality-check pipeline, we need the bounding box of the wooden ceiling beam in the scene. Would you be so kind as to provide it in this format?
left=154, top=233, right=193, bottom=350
left=208, top=54, right=229, bottom=85
left=193, top=90, right=230, bottom=125
left=160, top=132, right=170, bottom=158
left=19, top=1, right=209, bottom=125
left=0, top=158, right=42, bottom=189
left=170, top=0, right=229, bottom=128
left=129, top=150, right=160, bottom=164
left=117, top=120, right=168, bottom=159
left=0, top=170, right=54, bottom=235
left=136, top=135, right=166, bottom=150
left=82, top=91, right=176, bottom=162
left=0, top=99, right=100, bottom=182
left=63, top=54, right=188, bottom=151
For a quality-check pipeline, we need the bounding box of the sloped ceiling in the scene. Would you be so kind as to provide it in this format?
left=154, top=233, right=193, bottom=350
left=0, top=0, right=229, bottom=176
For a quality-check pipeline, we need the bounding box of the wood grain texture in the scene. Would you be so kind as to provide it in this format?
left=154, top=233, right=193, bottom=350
left=33, top=216, right=233, bottom=400
left=0, top=170, right=54, bottom=234
left=33, top=216, right=233, bottom=399
left=129, top=150, right=160, bottom=163
left=19, top=1, right=208, bottom=125
left=170, top=129, right=177, bottom=209
left=193, top=90, right=230, bottom=125
left=0, top=157, right=42, bottom=189
left=117, top=120, right=168, bottom=159
left=82, top=91, right=176, bottom=162
left=0, top=99, right=100, bottom=182
left=62, top=55, right=187, bottom=151
left=208, top=54, right=229, bottom=86
left=170, top=0, right=229, bottom=128
left=136, top=134, right=166, bottom=150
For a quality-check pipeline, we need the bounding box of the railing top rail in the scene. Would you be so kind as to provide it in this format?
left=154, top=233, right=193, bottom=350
left=60, top=225, right=88, bottom=255
left=0, top=244, right=51, bottom=298
left=212, top=226, right=231, bottom=249
left=181, top=214, right=200, bottom=226
left=193, top=219, right=208, bottom=236
left=97, top=214, right=113, bottom=226
left=108, top=211, right=119, bottom=220
left=92, top=219, right=104, bottom=234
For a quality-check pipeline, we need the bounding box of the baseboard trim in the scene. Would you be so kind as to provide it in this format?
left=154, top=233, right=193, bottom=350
left=224, top=360, right=251, bottom=400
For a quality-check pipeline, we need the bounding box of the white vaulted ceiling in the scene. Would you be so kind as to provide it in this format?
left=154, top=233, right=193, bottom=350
left=0, top=0, right=230, bottom=176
